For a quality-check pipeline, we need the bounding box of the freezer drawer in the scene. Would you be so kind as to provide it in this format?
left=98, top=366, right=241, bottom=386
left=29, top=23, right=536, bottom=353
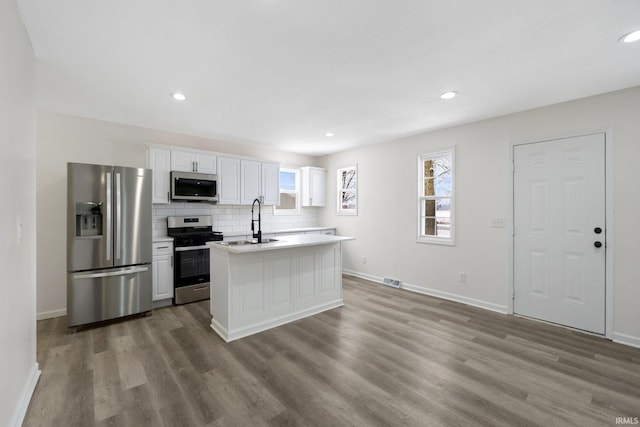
left=67, top=265, right=152, bottom=327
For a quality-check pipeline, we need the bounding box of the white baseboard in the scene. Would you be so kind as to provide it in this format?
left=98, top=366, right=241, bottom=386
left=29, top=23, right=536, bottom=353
left=37, top=308, right=66, bottom=321
left=343, top=269, right=382, bottom=284
left=211, top=299, right=344, bottom=342
left=11, top=363, right=40, bottom=427
left=612, top=332, right=640, bottom=349
left=343, top=269, right=508, bottom=314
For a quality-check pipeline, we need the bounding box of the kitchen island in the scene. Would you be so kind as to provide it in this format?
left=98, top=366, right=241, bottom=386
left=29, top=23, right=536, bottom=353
left=206, top=234, right=354, bottom=342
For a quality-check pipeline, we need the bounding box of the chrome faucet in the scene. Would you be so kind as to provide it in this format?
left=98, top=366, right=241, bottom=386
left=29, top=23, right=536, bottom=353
left=251, top=198, right=262, bottom=243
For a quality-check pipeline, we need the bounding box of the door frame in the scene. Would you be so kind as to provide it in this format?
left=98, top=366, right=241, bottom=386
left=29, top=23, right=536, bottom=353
left=508, top=129, right=614, bottom=338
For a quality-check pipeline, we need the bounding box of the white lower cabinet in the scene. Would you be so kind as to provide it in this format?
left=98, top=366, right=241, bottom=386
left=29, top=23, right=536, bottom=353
left=152, top=241, right=174, bottom=301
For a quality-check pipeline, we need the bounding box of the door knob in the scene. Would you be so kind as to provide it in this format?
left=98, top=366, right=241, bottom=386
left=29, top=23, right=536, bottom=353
left=594, top=241, right=602, bottom=248
left=594, top=227, right=602, bottom=234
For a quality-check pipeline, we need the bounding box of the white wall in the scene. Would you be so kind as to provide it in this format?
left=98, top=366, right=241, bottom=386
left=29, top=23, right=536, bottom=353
left=320, top=86, right=640, bottom=345
left=0, top=0, right=39, bottom=425
left=36, top=112, right=320, bottom=317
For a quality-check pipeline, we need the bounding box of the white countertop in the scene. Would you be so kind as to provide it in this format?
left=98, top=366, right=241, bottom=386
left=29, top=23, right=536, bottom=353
left=222, top=226, right=336, bottom=238
left=207, top=233, right=354, bottom=253
left=153, top=227, right=336, bottom=241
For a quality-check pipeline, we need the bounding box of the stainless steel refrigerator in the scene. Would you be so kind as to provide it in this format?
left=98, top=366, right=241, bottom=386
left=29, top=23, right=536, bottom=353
left=67, top=162, right=152, bottom=327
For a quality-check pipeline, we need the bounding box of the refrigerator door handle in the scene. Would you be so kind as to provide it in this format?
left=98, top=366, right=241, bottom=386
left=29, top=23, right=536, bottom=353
left=115, top=172, right=122, bottom=260
left=72, top=266, right=149, bottom=280
left=105, top=171, right=112, bottom=261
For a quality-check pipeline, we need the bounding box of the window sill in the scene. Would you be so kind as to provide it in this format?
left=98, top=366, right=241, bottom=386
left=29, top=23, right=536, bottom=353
left=416, top=237, right=455, bottom=246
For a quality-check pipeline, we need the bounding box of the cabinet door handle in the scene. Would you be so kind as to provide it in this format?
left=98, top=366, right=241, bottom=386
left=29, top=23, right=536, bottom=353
left=156, top=246, right=169, bottom=249
left=171, top=255, right=173, bottom=268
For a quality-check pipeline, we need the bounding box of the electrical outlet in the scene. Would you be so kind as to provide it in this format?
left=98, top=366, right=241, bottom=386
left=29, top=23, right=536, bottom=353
left=459, top=272, right=467, bottom=283
left=362, top=256, right=367, bottom=264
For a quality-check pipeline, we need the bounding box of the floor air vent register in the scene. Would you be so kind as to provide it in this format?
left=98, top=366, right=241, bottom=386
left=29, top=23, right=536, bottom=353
left=383, top=277, right=401, bottom=288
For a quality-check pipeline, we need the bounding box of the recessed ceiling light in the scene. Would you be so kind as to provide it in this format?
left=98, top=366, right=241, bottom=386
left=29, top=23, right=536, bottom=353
left=325, top=132, right=335, bottom=137
left=440, top=91, right=457, bottom=100
left=171, top=92, right=187, bottom=101
left=619, top=29, right=640, bottom=43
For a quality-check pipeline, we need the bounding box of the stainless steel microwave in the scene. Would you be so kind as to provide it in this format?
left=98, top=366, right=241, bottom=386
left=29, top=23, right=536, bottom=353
left=170, top=171, right=218, bottom=203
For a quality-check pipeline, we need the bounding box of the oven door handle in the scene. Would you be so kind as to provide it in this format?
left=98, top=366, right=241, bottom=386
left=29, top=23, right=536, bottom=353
left=175, top=245, right=210, bottom=252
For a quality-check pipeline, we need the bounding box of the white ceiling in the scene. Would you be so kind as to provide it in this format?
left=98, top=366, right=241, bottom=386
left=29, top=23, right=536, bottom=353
left=17, top=0, right=640, bottom=156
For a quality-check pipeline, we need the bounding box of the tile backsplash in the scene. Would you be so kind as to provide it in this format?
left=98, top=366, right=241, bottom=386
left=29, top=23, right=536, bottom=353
left=153, top=203, right=319, bottom=237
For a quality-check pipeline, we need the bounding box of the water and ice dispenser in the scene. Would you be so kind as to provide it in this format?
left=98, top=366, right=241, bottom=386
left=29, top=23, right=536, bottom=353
left=74, top=202, right=103, bottom=237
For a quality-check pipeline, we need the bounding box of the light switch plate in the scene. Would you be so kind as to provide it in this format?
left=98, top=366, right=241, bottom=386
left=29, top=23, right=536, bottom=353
left=491, top=217, right=506, bottom=228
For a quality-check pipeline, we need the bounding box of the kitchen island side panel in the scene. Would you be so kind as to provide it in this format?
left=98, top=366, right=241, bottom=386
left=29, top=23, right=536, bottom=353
left=210, top=249, right=230, bottom=335
left=209, top=241, right=345, bottom=342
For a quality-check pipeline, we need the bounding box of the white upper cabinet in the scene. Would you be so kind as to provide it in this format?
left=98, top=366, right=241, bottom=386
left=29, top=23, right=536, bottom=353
left=217, top=157, right=241, bottom=205
left=241, top=160, right=262, bottom=205
left=147, top=147, right=171, bottom=204
left=194, top=153, right=217, bottom=174
left=148, top=144, right=278, bottom=206
left=171, top=150, right=217, bottom=174
left=301, top=167, right=326, bottom=207
left=240, top=160, right=280, bottom=205
left=171, top=150, right=195, bottom=172
left=261, top=162, right=280, bottom=206
left=219, top=159, right=280, bottom=206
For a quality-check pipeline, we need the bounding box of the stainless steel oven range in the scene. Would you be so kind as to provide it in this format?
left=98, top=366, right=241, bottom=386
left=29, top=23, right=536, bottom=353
left=167, top=216, right=223, bottom=305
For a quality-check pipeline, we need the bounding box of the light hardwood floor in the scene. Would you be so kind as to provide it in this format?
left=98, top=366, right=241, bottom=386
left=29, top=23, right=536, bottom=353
left=24, top=275, right=640, bottom=426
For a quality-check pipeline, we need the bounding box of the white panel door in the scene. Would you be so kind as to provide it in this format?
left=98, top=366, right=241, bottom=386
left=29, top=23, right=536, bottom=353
left=514, top=133, right=605, bottom=334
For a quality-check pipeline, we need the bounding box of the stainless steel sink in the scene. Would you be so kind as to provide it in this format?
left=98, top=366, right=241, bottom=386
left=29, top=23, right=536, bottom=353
left=219, top=240, right=249, bottom=246
left=219, top=238, right=279, bottom=246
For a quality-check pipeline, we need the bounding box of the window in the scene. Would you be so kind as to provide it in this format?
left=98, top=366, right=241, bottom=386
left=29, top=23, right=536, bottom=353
left=337, top=165, right=358, bottom=215
left=417, top=148, right=454, bottom=245
left=274, top=168, right=300, bottom=215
